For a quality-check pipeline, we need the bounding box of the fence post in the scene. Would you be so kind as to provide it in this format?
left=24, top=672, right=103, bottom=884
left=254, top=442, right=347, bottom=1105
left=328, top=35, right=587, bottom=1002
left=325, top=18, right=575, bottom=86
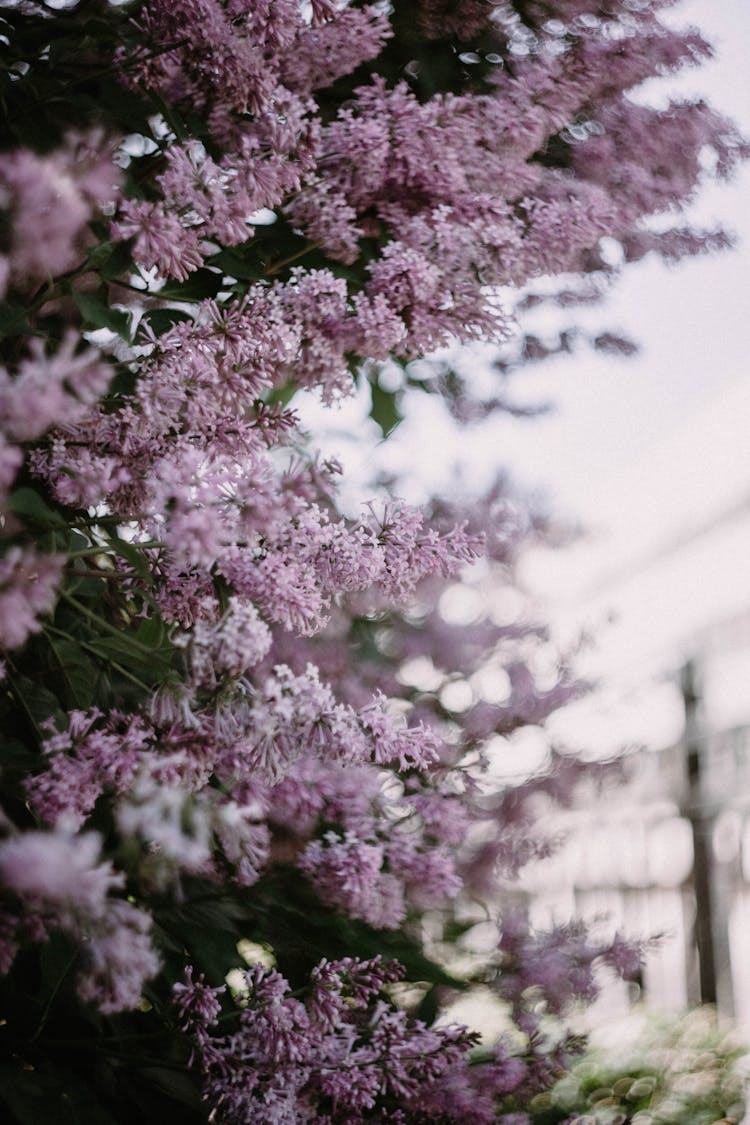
left=680, top=659, right=718, bottom=1005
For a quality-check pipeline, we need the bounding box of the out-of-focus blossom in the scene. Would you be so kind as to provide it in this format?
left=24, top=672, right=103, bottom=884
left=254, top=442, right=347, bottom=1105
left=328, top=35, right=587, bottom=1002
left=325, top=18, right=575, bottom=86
left=0, top=547, right=65, bottom=651
left=0, top=134, right=119, bottom=294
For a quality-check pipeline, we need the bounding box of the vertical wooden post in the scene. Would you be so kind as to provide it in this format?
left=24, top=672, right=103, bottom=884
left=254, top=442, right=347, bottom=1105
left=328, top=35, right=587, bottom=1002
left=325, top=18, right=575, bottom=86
left=681, top=660, right=717, bottom=1005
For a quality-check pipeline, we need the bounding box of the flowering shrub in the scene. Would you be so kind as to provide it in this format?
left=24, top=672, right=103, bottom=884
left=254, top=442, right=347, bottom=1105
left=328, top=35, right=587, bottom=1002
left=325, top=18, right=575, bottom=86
left=0, top=1, right=745, bottom=1122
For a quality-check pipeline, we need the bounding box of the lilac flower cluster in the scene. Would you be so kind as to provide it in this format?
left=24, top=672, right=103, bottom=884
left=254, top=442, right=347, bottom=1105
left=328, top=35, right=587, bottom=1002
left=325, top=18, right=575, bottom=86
left=0, top=0, right=744, bottom=1114
left=174, top=957, right=481, bottom=1122
left=110, top=0, right=748, bottom=348
left=493, top=915, right=642, bottom=1022
left=24, top=665, right=464, bottom=927
left=0, top=828, right=159, bottom=1012
left=31, top=285, right=480, bottom=636
left=0, top=133, right=118, bottom=651
left=0, top=330, right=111, bottom=651
left=11, top=0, right=738, bottom=672
left=0, top=547, right=65, bottom=652
left=0, top=133, right=118, bottom=299
left=172, top=938, right=637, bottom=1124
left=114, top=1, right=389, bottom=275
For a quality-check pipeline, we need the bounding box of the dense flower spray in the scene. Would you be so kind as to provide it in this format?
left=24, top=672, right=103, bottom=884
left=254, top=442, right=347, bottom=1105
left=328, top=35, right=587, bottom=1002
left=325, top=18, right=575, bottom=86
left=0, top=1, right=746, bottom=1121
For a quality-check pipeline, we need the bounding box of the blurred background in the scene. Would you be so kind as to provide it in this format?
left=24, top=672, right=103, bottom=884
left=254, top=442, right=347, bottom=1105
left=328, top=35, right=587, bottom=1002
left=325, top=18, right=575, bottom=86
left=503, top=0, right=750, bottom=1037
left=299, top=0, right=750, bottom=1043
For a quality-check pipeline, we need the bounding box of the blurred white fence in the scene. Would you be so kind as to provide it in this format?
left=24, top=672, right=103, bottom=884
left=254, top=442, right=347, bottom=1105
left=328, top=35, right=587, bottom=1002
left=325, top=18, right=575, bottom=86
left=519, top=678, right=750, bottom=1033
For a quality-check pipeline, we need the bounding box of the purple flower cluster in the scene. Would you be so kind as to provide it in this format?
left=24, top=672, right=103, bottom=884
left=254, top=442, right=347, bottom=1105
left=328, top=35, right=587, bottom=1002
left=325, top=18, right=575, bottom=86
left=174, top=957, right=481, bottom=1122
left=0, top=547, right=65, bottom=652
left=24, top=664, right=467, bottom=927
left=109, top=0, right=748, bottom=340
left=171, top=946, right=612, bottom=1122
left=0, top=0, right=743, bottom=1114
left=0, top=828, right=159, bottom=1012
left=0, top=134, right=118, bottom=298
left=31, top=287, right=480, bottom=638
left=0, top=135, right=118, bottom=652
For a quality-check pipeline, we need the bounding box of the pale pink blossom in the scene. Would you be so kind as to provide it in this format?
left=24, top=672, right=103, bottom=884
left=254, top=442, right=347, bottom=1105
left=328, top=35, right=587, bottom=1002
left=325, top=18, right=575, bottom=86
left=0, top=547, right=64, bottom=650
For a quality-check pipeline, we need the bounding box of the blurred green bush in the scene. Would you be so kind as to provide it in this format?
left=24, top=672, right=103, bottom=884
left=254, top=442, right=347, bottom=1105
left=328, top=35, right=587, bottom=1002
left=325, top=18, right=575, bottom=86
left=529, top=1008, right=747, bottom=1125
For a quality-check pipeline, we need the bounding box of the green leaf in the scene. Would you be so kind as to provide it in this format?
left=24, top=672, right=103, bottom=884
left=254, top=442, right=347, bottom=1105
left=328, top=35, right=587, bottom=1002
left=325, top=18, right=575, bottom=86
left=133, top=1068, right=202, bottom=1112
left=74, top=291, right=132, bottom=341
left=118, top=1066, right=205, bottom=1125
left=138, top=308, right=194, bottom=338
left=209, top=247, right=265, bottom=281
left=133, top=614, right=168, bottom=650
left=0, top=303, right=29, bottom=339
left=6, top=674, right=65, bottom=738
left=0, top=738, right=38, bottom=776
left=254, top=869, right=465, bottom=991
left=66, top=530, right=94, bottom=555
left=46, top=636, right=98, bottom=710
left=163, top=892, right=250, bottom=934
left=0, top=1063, right=119, bottom=1125
left=86, top=238, right=134, bottom=282
left=8, top=487, right=66, bottom=529
left=265, top=380, right=297, bottom=408
left=369, top=380, right=403, bottom=437
left=177, top=922, right=247, bottom=987
left=157, top=891, right=254, bottom=986
left=156, top=269, right=223, bottom=302
left=65, top=574, right=114, bottom=598
left=106, top=535, right=152, bottom=578
left=85, top=634, right=172, bottom=680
